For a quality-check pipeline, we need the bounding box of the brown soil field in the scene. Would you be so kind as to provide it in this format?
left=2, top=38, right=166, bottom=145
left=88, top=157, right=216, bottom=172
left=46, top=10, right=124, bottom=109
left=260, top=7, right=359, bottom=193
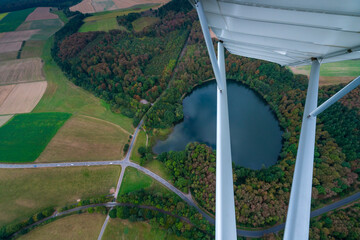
left=70, top=0, right=95, bottom=13
left=0, top=58, right=45, bottom=85
left=36, top=114, right=128, bottom=162
left=0, top=84, right=15, bottom=106
left=0, top=32, right=6, bottom=40
left=0, top=115, right=13, bottom=127
left=319, top=76, right=354, bottom=86
left=0, top=41, right=22, bottom=53
left=0, top=30, right=39, bottom=43
left=112, top=0, right=169, bottom=9
left=0, top=81, right=47, bottom=115
left=25, top=7, right=58, bottom=21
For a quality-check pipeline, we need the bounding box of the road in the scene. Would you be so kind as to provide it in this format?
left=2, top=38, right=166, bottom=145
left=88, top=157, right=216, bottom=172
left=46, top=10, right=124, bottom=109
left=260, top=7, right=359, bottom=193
left=1, top=118, right=359, bottom=237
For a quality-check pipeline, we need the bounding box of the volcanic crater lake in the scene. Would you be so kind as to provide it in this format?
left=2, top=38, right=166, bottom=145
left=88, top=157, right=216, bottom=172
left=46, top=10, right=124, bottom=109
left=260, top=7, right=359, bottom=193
left=153, top=80, right=283, bottom=170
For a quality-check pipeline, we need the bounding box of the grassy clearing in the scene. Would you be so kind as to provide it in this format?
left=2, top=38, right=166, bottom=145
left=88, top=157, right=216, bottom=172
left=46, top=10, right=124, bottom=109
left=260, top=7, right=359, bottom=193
left=143, top=159, right=172, bottom=183
left=132, top=16, right=159, bottom=32
left=103, top=219, right=185, bottom=240
left=21, top=40, right=45, bottom=59
left=33, top=37, right=134, bottom=133
left=131, top=129, right=147, bottom=164
left=37, top=115, right=129, bottom=162
left=0, top=12, right=8, bottom=21
left=0, top=166, right=120, bottom=226
left=0, top=8, right=35, bottom=33
left=119, top=167, right=153, bottom=195
left=79, top=17, right=126, bottom=32
left=0, top=112, right=71, bottom=163
left=18, top=213, right=106, bottom=240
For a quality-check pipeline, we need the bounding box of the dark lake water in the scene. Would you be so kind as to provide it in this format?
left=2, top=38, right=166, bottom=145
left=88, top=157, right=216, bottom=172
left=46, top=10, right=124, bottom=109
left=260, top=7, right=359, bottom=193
left=153, top=80, right=283, bottom=170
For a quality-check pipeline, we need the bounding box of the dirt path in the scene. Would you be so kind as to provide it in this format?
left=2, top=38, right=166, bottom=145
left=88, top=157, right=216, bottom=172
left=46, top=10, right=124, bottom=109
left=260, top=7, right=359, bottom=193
left=80, top=115, right=132, bottom=135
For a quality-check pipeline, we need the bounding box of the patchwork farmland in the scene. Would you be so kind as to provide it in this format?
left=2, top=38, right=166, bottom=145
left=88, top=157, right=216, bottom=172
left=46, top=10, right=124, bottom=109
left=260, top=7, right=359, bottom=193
left=0, top=58, right=44, bottom=85
left=71, top=0, right=168, bottom=13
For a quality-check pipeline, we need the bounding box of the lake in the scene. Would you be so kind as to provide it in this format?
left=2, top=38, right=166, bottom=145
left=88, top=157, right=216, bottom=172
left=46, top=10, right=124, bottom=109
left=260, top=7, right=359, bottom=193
left=153, top=80, right=283, bottom=170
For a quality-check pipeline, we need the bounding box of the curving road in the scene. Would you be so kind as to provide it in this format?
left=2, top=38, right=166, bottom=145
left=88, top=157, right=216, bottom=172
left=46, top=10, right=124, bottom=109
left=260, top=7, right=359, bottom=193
left=1, top=119, right=359, bottom=238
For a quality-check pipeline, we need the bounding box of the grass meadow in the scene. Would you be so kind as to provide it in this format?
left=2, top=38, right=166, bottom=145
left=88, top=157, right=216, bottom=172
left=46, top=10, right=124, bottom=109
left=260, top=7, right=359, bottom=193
left=20, top=40, right=46, bottom=59
left=0, top=8, right=34, bottom=33
left=0, top=166, right=120, bottom=226
left=103, top=219, right=185, bottom=240
left=0, top=112, right=71, bottom=163
left=291, top=60, right=360, bottom=85
left=37, top=115, right=129, bottom=162
left=0, top=12, right=8, bottom=21
left=18, top=213, right=106, bottom=240
left=33, top=37, right=134, bottom=133
left=119, top=167, right=154, bottom=195
left=131, top=129, right=147, bottom=164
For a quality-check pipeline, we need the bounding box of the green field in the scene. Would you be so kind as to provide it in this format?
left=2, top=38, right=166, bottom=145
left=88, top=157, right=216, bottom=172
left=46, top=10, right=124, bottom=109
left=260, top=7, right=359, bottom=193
left=20, top=40, right=46, bottom=59
left=0, top=166, right=120, bottom=226
left=293, top=60, right=360, bottom=77
left=119, top=167, right=154, bottom=195
left=0, top=112, right=71, bottom=163
left=143, top=159, right=172, bottom=182
left=18, top=213, right=106, bottom=240
left=103, top=219, right=185, bottom=240
left=131, top=129, right=147, bottom=164
left=0, top=8, right=34, bottom=33
left=0, top=12, right=8, bottom=21
left=33, top=37, right=134, bottom=133
left=132, top=16, right=159, bottom=32
left=79, top=17, right=126, bottom=32
left=85, top=4, right=159, bottom=22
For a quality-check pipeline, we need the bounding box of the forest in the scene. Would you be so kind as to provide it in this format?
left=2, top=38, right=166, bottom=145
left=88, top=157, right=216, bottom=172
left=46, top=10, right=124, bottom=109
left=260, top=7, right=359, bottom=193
left=117, top=189, right=213, bottom=239
left=0, top=0, right=80, bottom=13
left=53, top=0, right=196, bottom=126
left=152, top=18, right=359, bottom=228
left=53, top=0, right=360, bottom=235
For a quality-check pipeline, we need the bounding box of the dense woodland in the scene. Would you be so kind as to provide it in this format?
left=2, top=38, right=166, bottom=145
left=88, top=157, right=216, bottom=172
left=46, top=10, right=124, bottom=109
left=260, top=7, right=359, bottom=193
left=309, top=203, right=360, bottom=239
left=152, top=17, right=359, bottom=228
left=0, top=0, right=80, bottom=13
left=117, top=188, right=213, bottom=239
left=53, top=1, right=195, bottom=125
left=53, top=0, right=360, bottom=236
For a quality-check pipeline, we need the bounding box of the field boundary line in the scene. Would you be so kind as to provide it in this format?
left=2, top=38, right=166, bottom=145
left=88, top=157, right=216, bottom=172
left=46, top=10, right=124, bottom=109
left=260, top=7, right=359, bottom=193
left=80, top=114, right=131, bottom=135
